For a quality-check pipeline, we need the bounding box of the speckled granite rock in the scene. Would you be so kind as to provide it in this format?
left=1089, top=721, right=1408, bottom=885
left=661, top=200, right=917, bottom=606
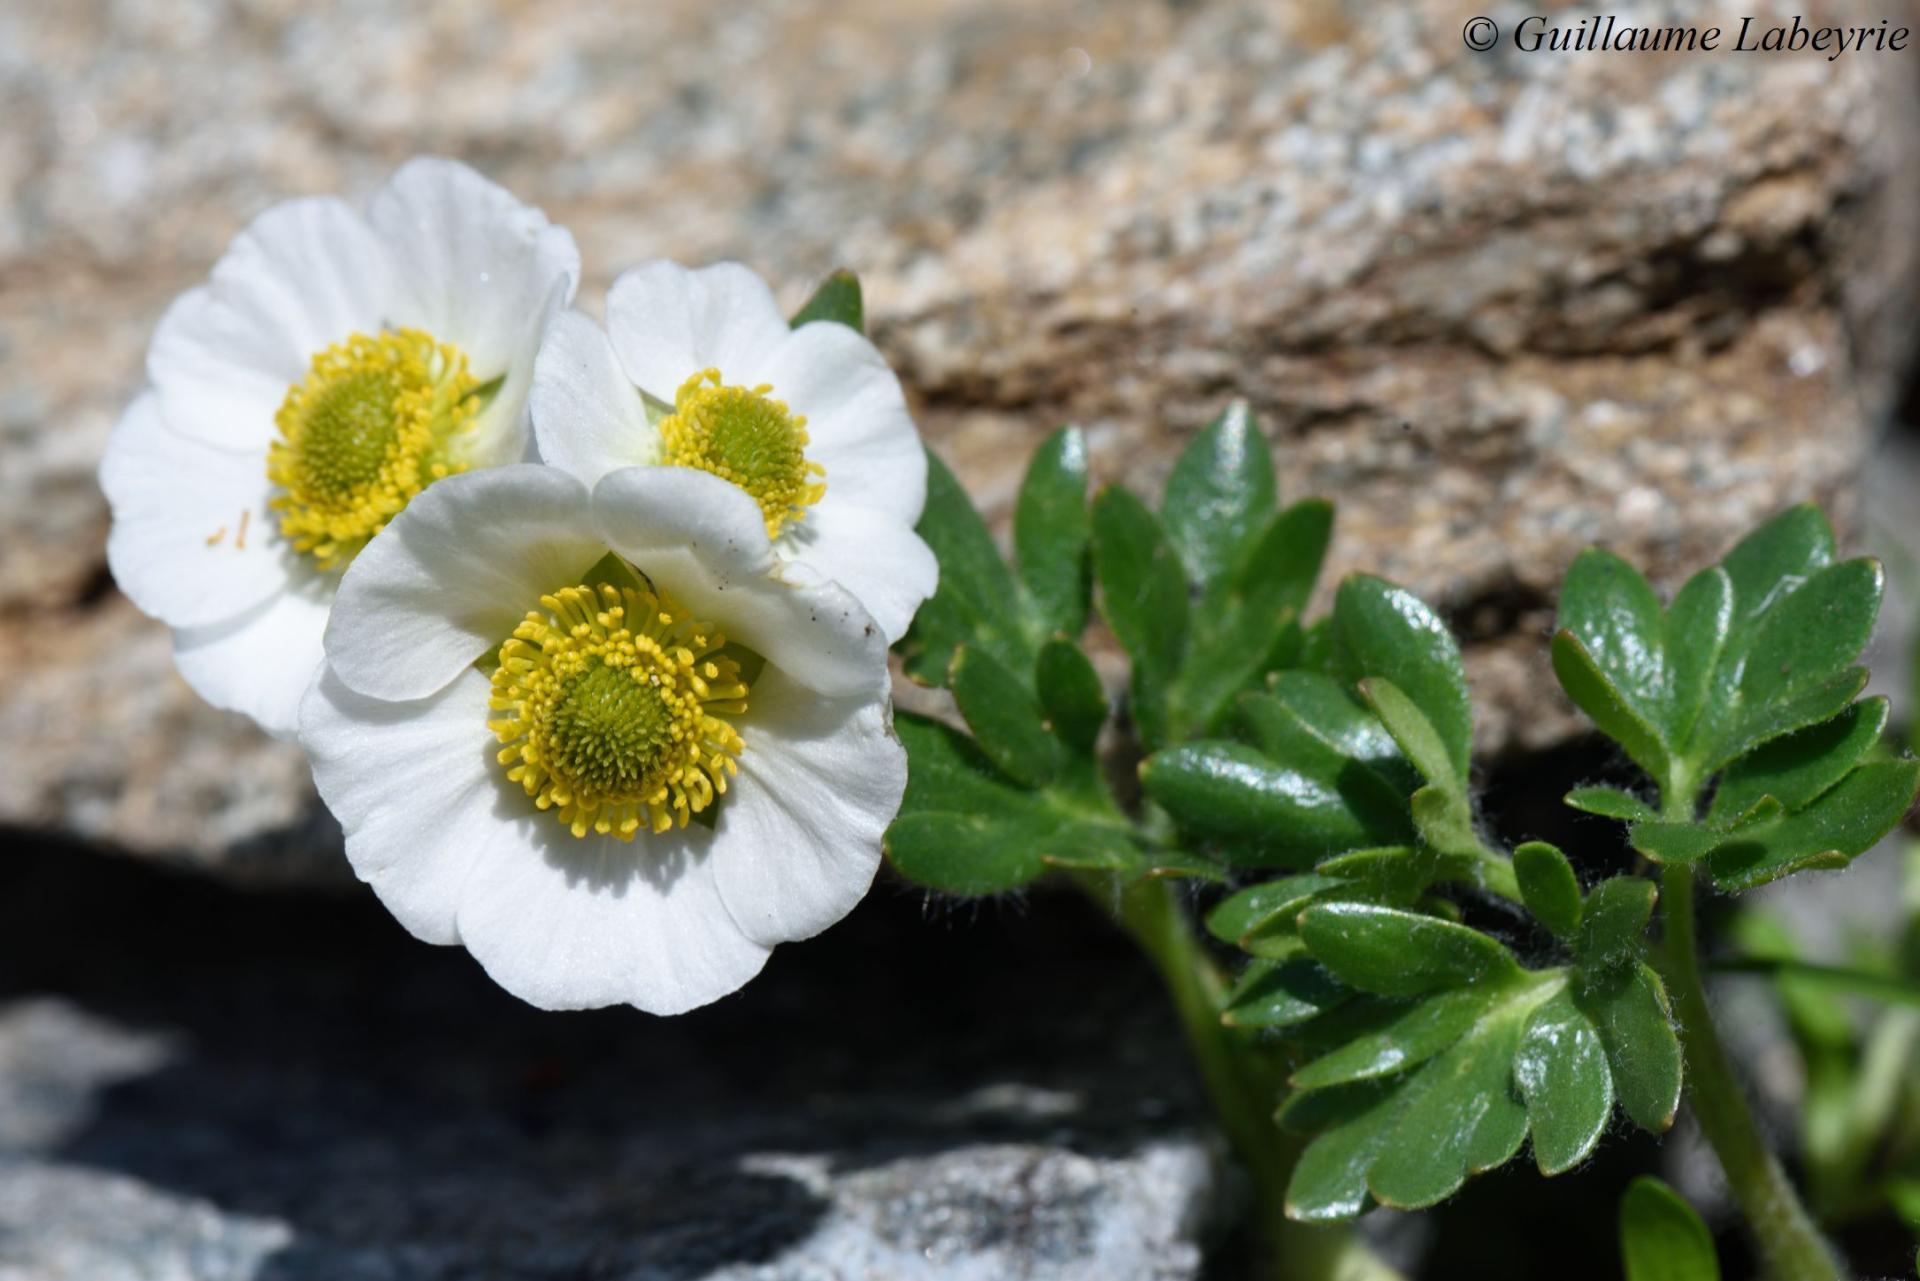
left=3, top=0, right=1915, bottom=869
left=0, top=845, right=1226, bottom=1281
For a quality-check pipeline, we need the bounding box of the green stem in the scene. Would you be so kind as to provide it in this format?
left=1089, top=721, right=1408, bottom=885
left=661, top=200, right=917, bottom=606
left=1660, top=865, right=1847, bottom=1281
left=1091, top=874, right=1402, bottom=1281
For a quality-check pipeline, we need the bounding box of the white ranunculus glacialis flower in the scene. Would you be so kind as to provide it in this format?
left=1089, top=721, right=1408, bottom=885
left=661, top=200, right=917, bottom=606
left=300, top=463, right=904, bottom=1014
left=99, top=158, right=580, bottom=737
left=529, top=260, right=936, bottom=644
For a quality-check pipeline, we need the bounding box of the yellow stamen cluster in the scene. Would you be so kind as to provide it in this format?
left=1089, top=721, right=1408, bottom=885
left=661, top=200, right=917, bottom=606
left=656, top=368, right=826, bottom=538
left=488, top=580, right=749, bottom=840
left=267, top=329, right=480, bottom=571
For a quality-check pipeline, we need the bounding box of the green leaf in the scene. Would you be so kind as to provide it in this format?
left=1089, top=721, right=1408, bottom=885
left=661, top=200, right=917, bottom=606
left=1564, top=786, right=1656, bottom=822
left=1551, top=631, right=1671, bottom=784
left=1093, top=486, right=1189, bottom=746
left=1664, top=567, right=1733, bottom=748
left=1282, top=1080, right=1405, bottom=1221
left=1258, top=672, right=1418, bottom=793
left=1627, top=820, right=1722, bottom=866
left=1514, top=841, right=1582, bottom=940
left=1281, top=959, right=1693, bottom=1218
left=1293, top=987, right=1496, bottom=1089
left=894, top=710, right=1031, bottom=819
left=1556, top=549, right=1671, bottom=771
left=1035, top=637, right=1107, bottom=754
left=1237, top=692, right=1415, bottom=840
left=1362, top=1004, right=1531, bottom=1210
left=884, top=811, right=1048, bottom=895
left=1315, top=845, right=1454, bottom=907
left=1720, top=504, right=1834, bottom=620
left=1703, top=759, right=1920, bottom=891
left=1553, top=509, right=1884, bottom=802
left=1299, top=902, right=1519, bottom=998
left=898, top=450, right=1030, bottom=687
left=1333, top=575, right=1474, bottom=786
left=1205, top=874, right=1342, bottom=946
left=1032, top=823, right=1147, bottom=875
left=1574, top=877, right=1657, bottom=972
left=1576, top=962, right=1682, bottom=1132
left=1285, top=975, right=1551, bottom=1217
left=1172, top=499, right=1332, bottom=734
left=1223, top=957, right=1349, bottom=1029
left=1142, top=740, right=1409, bottom=869
left=1707, top=697, right=1888, bottom=823
left=1013, top=427, right=1093, bottom=639
left=1357, top=678, right=1458, bottom=795
left=1698, top=558, right=1882, bottom=771
left=949, top=645, right=1063, bottom=788
left=1619, top=1177, right=1721, bottom=1281
left=1514, top=988, right=1612, bottom=1174
left=1161, top=401, right=1275, bottom=588
left=789, top=268, right=864, bottom=332
left=885, top=713, right=1050, bottom=893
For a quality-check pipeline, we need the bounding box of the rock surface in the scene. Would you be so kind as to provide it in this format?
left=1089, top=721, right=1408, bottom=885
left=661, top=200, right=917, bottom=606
left=3, top=0, right=1916, bottom=865
left=0, top=842, right=1227, bottom=1280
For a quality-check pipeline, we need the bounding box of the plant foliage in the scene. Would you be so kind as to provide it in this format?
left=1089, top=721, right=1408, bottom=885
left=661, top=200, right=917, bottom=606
left=880, top=403, right=1920, bottom=1226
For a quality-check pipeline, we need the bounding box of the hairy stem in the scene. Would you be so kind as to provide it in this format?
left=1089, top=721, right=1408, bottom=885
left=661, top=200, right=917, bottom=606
left=1660, top=865, right=1847, bottom=1281
left=1091, top=875, right=1402, bottom=1281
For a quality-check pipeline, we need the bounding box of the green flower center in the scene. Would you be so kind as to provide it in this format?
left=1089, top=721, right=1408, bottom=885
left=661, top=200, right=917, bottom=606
left=656, top=368, right=826, bottom=538
left=267, top=329, right=480, bottom=571
left=547, top=661, right=681, bottom=796
left=488, top=579, right=750, bottom=840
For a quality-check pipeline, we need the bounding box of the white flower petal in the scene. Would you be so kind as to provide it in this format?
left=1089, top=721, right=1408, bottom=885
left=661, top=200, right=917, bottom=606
left=454, top=813, right=771, bottom=1014
left=779, top=503, right=936, bottom=645
left=604, top=261, right=791, bottom=399
left=591, top=467, right=889, bottom=698
left=366, top=157, right=580, bottom=380
left=173, top=582, right=333, bottom=740
left=148, top=197, right=393, bottom=451
left=325, top=465, right=606, bottom=702
left=530, top=309, right=654, bottom=487
left=100, top=392, right=291, bottom=629
left=300, top=667, right=508, bottom=945
left=762, top=321, right=927, bottom=525
left=712, top=667, right=900, bottom=947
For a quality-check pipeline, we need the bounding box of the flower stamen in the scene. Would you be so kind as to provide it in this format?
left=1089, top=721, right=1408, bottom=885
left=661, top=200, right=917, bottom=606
left=267, top=328, right=480, bottom=571
left=656, top=368, right=825, bottom=538
left=487, top=579, right=749, bottom=840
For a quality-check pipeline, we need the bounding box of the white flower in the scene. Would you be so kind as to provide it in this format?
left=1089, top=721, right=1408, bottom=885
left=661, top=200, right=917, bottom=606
left=529, top=260, right=936, bottom=644
left=99, top=158, right=580, bottom=737
left=299, top=463, right=904, bottom=1014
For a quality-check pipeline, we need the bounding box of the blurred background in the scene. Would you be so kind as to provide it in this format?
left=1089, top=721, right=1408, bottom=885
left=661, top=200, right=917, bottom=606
left=4, top=0, right=1920, bottom=1277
